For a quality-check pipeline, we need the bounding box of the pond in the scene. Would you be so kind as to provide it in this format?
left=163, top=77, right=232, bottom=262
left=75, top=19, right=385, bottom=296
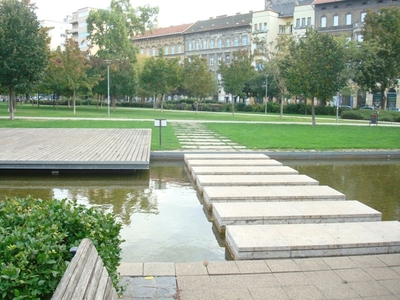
left=1, top=158, right=399, bottom=262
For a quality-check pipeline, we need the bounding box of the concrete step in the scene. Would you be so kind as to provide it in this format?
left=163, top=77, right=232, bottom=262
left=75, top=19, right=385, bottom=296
left=184, top=153, right=270, bottom=164
left=186, top=159, right=282, bottom=167
left=194, top=174, right=319, bottom=193
left=212, top=200, right=382, bottom=233
left=225, top=221, right=400, bottom=260
left=188, top=166, right=299, bottom=183
left=202, top=185, right=345, bottom=211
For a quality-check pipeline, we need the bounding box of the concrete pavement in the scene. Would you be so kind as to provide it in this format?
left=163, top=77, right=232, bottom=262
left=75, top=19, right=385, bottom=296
left=118, top=254, right=400, bottom=299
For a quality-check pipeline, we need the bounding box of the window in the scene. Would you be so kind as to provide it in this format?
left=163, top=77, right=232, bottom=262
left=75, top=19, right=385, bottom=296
left=164, top=45, right=168, bottom=55
left=346, top=13, right=352, bottom=25
left=195, top=40, right=199, bottom=50
left=242, top=35, right=248, bottom=45
left=79, top=22, right=87, bottom=28
left=188, top=42, right=192, bottom=51
left=203, top=40, right=207, bottom=49
left=357, top=34, right=363, bottom=42
left=226, top=39, right=231, bottom=47
left=140, top=48, right=144, bottom=55
left=152, top=48, right=156, bottom=56
left=296, top=18, right=300, bottom=28
left=333, top=15, right=339, bottom=26
left=307, top=17, right=312, bottom=26
left=225, top=55, right=230, bottom=64
left=146, top=48, right=150, bottom=56
left=361, top=12, right=366, bottom=22
left=217, top=56, right=222, bottom=65
left=263, top=22, right=267, bottom=31
left=254, top=23, right=258, bottom=31
left=78, top=32, right=88, bottom=38
left=210, top=40, right=214, bottom=49
left=279, top=25, right=285, bottom=33
left=301, top=18, right=306, bottom=27
left=321, top=16, right=327, bottom=27
left=234, top=37, right=239, bottom=46
left=171, top=45, right=175, bottom=54
left=210, top=56, right=214, bottom=66
left=217, top=39, right=222, bottom=48
left=178, top=44, right=182, bottom=53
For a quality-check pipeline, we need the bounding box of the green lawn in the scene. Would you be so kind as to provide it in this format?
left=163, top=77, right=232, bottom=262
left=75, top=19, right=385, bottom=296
left=1, top=103, right=399, bottom=151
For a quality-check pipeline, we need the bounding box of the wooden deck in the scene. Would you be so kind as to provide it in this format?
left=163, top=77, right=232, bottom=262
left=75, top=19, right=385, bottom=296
left=0, top=128, right=151, bottom=170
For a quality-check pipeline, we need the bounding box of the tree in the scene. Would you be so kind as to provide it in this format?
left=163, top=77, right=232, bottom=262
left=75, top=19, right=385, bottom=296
left=281, top=28, right=347, bottom=125
left=355, top=7, right=400, bottom=109
left=139, top=50, right=182, bottom=111
left=182, top=55, right=215, bottom=108
left=219, top=50, right=256, bottom=116
left=87, top=0, right=158, bottom=110
left=0, top=0, right=49, bottom=120
left=49, top=39, right=99, bottom=114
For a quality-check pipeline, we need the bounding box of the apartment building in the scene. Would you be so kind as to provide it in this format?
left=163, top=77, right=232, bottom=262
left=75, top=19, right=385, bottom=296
left=40, top=19, right=72, bottom=51
left=69, top=7, right=98, bottom=53
left=314, top=0, right=400, bottom=41
left=133, top=24, right=194, bottom=62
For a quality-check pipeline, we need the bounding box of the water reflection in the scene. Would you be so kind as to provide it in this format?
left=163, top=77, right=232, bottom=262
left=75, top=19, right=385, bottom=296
left=282, top=159, right=400, bottom=222
left=1, top=159, right=399, bottom=262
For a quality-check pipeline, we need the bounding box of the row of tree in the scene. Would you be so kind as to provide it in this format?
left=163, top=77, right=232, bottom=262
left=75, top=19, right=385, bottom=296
left=0, top=0, right=399, bottom=125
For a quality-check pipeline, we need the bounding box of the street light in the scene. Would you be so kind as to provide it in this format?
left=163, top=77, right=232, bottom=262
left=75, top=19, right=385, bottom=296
left=265, top=78, right=268, bottom=115
left=105, top=59, right=111, bottom=118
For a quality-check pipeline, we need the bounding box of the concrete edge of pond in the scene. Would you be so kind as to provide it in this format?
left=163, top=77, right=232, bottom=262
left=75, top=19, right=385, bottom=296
left=150, top=150, right=400, bottom=161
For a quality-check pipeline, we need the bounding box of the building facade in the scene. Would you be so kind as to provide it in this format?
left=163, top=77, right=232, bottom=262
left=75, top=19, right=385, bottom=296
left=69, top=7, right=98, bottom=53
left=133, top=24, right=193, bottom=62
left=40, top=19, right=72, bottom=51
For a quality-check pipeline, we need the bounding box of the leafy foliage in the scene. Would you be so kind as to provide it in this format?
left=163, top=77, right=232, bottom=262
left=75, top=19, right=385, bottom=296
left=0, top=197, right=124, bottom=299
left=183, top=55, right=215, bottom=100
left=281, top=28, right=347, bottom=125
left=0, top=0, right=49, bottom=119
left=354, top=7, right=400, bottom=109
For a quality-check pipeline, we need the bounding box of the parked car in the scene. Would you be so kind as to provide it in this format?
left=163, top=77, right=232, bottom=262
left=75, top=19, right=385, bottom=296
left=340, top=105, right=352, bottom=110
left=388, top=107, right=400, bottom=112
left=359, top=106, right=374, bottom=110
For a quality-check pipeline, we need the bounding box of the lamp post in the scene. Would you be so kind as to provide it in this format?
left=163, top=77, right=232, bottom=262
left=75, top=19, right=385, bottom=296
left=265, top=78, right=268, bottom=115
left=105, top=59, right=111, bottom=118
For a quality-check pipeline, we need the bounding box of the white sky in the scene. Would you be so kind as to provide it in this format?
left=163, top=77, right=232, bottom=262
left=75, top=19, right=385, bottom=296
left=33, top=0, right=265, bottom=27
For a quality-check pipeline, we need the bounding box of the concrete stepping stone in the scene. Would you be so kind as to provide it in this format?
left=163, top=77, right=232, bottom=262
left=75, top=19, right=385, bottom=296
left=212, top=200, right=382, bottom=233
left=195, top=174, right=318, bottom=191
left=202, top=185, right=345, bottom=211
left=184, top=153, right=269, bottom=161
left=225, top=221, right=400, bottom=260
left=186, top=159, right=282, bottom=167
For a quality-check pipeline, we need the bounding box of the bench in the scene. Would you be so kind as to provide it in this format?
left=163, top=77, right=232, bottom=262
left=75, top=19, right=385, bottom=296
left=51, top=238, right=118, bottom=300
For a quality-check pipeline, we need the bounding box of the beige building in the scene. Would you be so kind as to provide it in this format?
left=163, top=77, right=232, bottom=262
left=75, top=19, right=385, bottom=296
left=69, top=7, right=98, bottom=53
left=133, top=24, right=194, bottom=62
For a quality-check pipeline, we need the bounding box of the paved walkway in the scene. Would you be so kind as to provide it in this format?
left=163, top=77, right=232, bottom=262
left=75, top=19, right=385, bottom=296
left=118, top=254, right=400, bottom=299
left=172, top=122, right=247, bottom=151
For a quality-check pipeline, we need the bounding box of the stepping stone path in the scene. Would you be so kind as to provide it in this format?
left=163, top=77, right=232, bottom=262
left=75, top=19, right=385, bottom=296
left=185, top=153, right=400, bottom=260
left=172, top=122, right=247, bottom=151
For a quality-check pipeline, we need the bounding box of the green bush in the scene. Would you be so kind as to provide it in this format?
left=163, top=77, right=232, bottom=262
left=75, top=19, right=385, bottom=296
left=0, top=197, right=124, bottom=299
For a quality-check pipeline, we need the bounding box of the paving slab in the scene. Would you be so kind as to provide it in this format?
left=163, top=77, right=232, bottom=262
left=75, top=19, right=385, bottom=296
left=225, top=221, right=400, bottom=260
left=188, top=166, right=298, bottom=182
left=212, top=200, right=382, bottom=233
left=186, top=159, right=282, bottom=167
left=194, top=174, right=318, bottom=193
left=202, top=185, right=345, bottom=211
left=184, top=153, right=269, bottom=163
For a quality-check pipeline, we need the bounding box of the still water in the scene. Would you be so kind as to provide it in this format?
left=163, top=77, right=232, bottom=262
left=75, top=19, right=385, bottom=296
left=1, top=159, right=399, bottom=262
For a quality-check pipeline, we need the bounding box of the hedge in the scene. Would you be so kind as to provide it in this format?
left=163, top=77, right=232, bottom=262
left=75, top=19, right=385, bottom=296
left=0, top=197, right=124, bottom=299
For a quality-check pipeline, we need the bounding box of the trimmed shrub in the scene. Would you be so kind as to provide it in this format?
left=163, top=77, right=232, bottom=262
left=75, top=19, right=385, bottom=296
left=0, top=197, right=124, bottom=299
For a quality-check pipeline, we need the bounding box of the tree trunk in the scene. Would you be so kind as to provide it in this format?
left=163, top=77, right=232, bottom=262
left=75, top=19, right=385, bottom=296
left=280, top=95, right=284, bottom=120
left=161, top=94, right=164, bottom=112
left=9, top=87, right=15, bottom=120
left=73, top=89, right=76, bottom=115
left=380, top=87, right=386, bottom=110
left=311, top=95, right=316, bottom=126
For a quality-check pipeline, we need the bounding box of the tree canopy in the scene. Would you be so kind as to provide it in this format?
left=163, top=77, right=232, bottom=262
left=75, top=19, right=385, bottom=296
left=0, top=0, right=49, bottom=119
left=183, top=55, right=215, bottom=101
left=354, top=7, right=400, bottom=109
left=281, top=28, right=347, bottom=125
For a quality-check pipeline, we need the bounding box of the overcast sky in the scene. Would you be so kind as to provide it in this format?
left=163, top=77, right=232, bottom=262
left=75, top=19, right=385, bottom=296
left=34, top=0, right=265, bottom=26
